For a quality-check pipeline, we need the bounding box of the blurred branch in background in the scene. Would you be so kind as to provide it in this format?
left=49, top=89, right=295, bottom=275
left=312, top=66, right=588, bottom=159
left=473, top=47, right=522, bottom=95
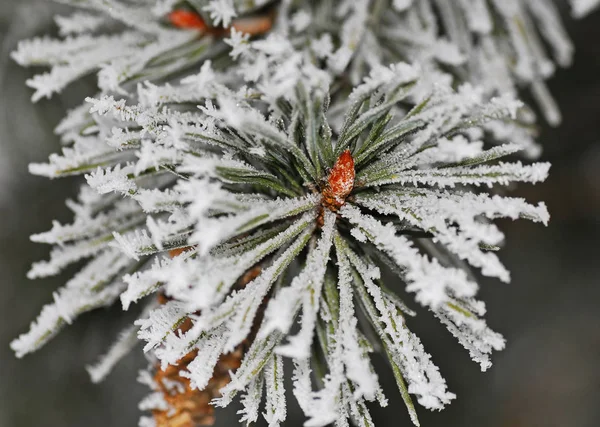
left=0, top=2, right=146, bottom=426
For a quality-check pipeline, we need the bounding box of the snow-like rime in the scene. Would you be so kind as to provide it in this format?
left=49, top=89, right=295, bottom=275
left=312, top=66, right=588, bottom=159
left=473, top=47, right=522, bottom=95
left=10, top=1, right=596, bottom=426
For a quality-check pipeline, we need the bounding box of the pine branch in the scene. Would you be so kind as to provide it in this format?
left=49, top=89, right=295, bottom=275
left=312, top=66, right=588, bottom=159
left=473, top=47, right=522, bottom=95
left=12, top=1, right=596, bottom=426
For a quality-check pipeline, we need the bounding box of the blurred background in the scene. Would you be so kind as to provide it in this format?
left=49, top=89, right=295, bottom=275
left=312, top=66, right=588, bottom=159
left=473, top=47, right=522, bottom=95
left=0, top=1, right=598, bottom=426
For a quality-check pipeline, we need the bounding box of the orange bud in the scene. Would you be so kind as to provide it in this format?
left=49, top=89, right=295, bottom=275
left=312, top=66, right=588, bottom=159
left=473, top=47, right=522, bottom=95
left=328, top=150, right=355, bottom=201
left=169, top=247, right=192, bottom=258
left=168, top=10, right=207, bottom=31
left=231, top=15, right=274, bottom=35
left=169, top=9, right=274, bottom=38
left=321, top=150, right=355, bottom=215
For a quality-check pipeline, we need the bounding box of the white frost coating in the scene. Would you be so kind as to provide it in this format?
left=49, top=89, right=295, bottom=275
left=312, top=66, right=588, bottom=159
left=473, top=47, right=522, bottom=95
left=12, top=249, right=129, bottom=357
left=484, top=121, right=540, bottom=159
left=364, top=161, right=550, bottom=188
left=28, top=135, right=128, bottom=178
left=15, top=280, right=114, bottom=350
left=376, top=0, right=577, bottom=123
left=215, top=332, right=283, bottom=407
left=11, top=32, right=142, bottom=67
left=27, top=232, right=117, bottom=279
left=570, top=0, right=600, bottom=17
left=345, top=388, right=375, bottom=427
left=12, top=2, right=564, bottom=423
left=121, top=256, right=176, bottom=310
left=13, top=32, right=147, bottom=101
left=457, top=0, right=492, bottom=34
left=298, top=241, right=383, bottom=427
left=300, top=327, right=344, bottom=427
left=263, top=355, right=287, bottom=427
left=87, top=324, right=139, bottom=383
left=135, top=140, right=181, bottom=176
left=62, top=0, right=164, bottom=33
left=435, top=300, right=505, bottom=371
left=238, top=373, right=264, bottom=425
left=138, top=392, right=169, bottom=412
left=148, top=228, right=310, bottom=372
left=348, top=62, right=419, bottom=104
left=262, top=211, right=335, bottom=359
left=355, top=190, right=549, bottom=281
left=225, top=28, right=251, bottom=59
left=55, top=12, right=105, bottom=36
left=408, top=135, right=485, bottom=165
left=336, top=251, right=379, bottom=401
left=145, top=213, right=191, bottom=254
left=224, top=32, right=331, bottom=103
left=111, top=229, right=153, bottom=261
left=179, top=326, right=229, bottom=389
left=341, top=205, right=477, bottom=308
left=203, top=0, right=237, bottom=27
left=172, top=212, right=315, bottom=311
left=291, top=10, right=311, bottom=33
left=526, top=0, right=574, bottom=67
left=290, top=359, right=314, bottom=416
left=86, top=165, right=137, bottom=195
left=328, top=0, right=369, bottom=75
left=139, top=415, right=157, bottom=427
left=134, top=188, right=181, bottom=213
left=31, top=199, right=142, bottom=246
left=152, top=0, right=180, bottom=16
left=98, top=30, right=196, bottom=94
left=223, top=226, right=315, bottom=352
left=393, top=0, right=413, bottom=12
left=87, top=95, right=149, bottom=124
left=139, top=61, right=217, bottom=107
left=54, top=102, right=92, bottom=137
left=207, top=93, right=288, bottom=139
left=185, top=192, right=319, bottom=256
left=342, top=246, right=455, bottom=411
left=136, top=300, right=189, bottom=352
left=335, top=242, right=380, bottom=401
left=432, top=39, right=465, bottom=66
left=175, top=178, right=228, bottom=219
